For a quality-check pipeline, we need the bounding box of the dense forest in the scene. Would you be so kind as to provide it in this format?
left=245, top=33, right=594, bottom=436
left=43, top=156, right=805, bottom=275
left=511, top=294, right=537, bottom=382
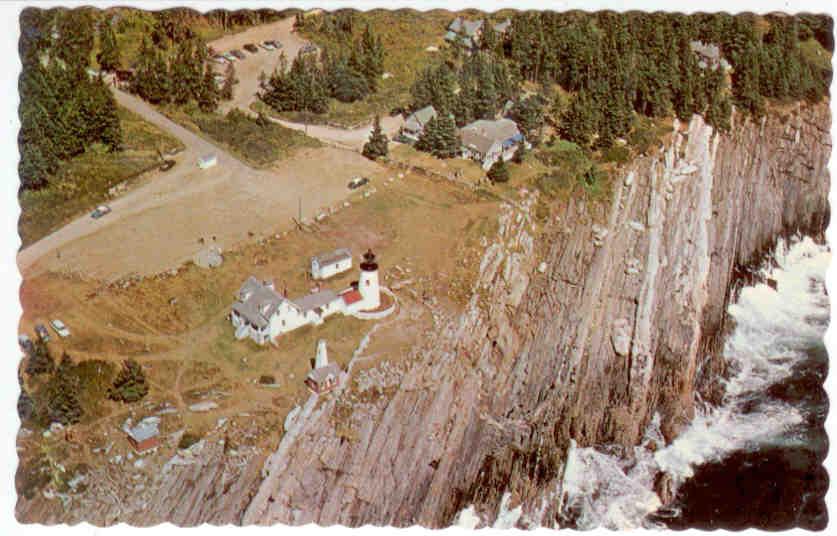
left=260, top=11, right=385, bottom=113
left=18, top=8, right=122, bottom=190
left=412, top=11, right=831, bottom=152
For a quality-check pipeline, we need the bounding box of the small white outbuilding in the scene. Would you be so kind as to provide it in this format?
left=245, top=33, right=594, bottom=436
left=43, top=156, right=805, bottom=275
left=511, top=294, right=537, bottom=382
left=310, top=248, right=352, bottom=280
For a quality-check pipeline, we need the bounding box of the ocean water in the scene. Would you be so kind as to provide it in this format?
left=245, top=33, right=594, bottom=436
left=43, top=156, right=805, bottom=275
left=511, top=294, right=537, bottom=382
left=559, top=236, right=830, bottom=530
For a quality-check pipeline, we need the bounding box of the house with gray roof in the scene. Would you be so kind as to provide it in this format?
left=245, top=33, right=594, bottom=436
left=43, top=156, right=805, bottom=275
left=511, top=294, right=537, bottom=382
left=459, top=118, right=525, bottom=170
left=445, top=17, right=484, bottom=49
left=401, top=105, right=437, bottom=143
left=690, top=40, right=732, bottom=72
left=230, top=249, right=385, bottom=345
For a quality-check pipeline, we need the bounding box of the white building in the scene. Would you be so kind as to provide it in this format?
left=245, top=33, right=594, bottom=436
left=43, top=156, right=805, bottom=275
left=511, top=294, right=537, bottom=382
left=305, top=340, right=342, bottom=394
left=459, top=119, right=525, bottom=170
left=231, top=249, right=382, bottom=345
left=310, top=248, right=352, bottom=280
left=401, top=105, right=437, bottom=144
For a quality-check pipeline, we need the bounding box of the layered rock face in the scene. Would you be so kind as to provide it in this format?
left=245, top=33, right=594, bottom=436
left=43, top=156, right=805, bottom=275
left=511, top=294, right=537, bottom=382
left=241, top=102, right=830, bottom=528
left=18, top=103, right=829, bottom=527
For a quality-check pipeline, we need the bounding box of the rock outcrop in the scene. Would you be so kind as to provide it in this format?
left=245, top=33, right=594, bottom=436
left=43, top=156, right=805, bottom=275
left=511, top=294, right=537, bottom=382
left=17, top=103, right=830, bottom=527
left=240, top=102, right=830, bottom=528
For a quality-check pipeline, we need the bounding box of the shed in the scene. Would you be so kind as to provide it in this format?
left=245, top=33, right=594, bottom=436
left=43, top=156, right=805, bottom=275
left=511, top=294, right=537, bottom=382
left=125, top=416, right=161, bottom=452
left=305, top=363, right=342, bottom=394
left=311, top=248, right=352, bottom=280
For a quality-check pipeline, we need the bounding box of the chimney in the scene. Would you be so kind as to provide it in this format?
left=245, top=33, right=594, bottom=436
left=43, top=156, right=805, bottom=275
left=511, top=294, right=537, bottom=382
left=315, top=340, right=328, bottom=369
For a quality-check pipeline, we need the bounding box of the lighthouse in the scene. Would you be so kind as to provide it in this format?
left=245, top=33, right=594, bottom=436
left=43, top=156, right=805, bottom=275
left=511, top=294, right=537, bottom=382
left=358, top=249, right=381, bottom=310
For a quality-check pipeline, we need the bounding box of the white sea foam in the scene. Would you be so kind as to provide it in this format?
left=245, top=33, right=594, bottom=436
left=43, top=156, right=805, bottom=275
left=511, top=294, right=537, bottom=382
left=559, top=236, right=830, bottom=529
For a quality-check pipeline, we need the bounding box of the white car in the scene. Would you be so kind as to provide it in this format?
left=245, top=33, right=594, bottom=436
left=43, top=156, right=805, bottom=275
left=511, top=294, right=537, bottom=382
left=50, top=319, right=70, bottom=338
left=221, top=52, right=237, bottom=62
left=198, top=154, right=218, bottom=169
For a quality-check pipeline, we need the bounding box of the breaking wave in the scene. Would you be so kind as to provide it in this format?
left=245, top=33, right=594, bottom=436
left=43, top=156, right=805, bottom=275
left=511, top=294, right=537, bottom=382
left=559, top=235, right=830, bottom=529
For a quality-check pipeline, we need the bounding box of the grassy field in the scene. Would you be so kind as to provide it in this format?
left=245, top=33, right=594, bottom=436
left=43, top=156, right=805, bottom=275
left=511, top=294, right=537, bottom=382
left=163, top=105, right=321, bottom=168
left=18, top=106, right=185, bottom=247
left=298, top=9, right=458, bottom=127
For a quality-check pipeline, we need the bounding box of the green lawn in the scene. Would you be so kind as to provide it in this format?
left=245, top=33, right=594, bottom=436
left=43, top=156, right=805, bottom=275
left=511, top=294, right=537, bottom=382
left=18, top=106, right=184, bottom=247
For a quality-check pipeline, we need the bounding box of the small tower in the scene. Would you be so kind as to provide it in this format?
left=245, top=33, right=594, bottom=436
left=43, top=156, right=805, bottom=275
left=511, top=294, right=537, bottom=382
left=315, top=339, right=328, bottom=369
left=358, top=249, right=381, bottom=310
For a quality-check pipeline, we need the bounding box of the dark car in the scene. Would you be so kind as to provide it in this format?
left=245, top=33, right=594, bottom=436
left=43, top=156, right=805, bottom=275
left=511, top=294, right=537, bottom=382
left=91, top=205, right=112, bottom=219
left=159, top=159, right=176, bottom=172
left=18, top=334, right=34, bottom=355
left=230, top=49, right=246, bottom=60
left=348, top=176, right=369, bottom=189
left=243, top=43, right=259, bottom=53
left=34, top=323, right=50, bottom=343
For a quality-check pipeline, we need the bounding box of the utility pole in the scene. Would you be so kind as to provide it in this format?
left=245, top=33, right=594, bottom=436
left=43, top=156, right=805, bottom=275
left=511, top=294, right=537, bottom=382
left=298, top=197, right=302, bottom=221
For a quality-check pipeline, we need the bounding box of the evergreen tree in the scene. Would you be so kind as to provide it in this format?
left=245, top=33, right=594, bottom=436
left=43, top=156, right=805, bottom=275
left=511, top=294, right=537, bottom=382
left=416, top=113, right=459, bottom=159
left=132, top=37, right=171, bottom=104
left=362, top=115, right=388, bottom=160
left=510, top=95, right=546, bottom=146
left=97, top=20, right=121, bottom=72
left=197, top=67, right=220, bottom=112
left=53, top=8, right=95, bottom=69
left=25, top=340, right=53, bottom=376
left=487, top=159, right=510, bottom=183
left=221, top=63, right=236, bottom=100
left=108, top=359, right=149, bottom=403
left=560, top=90, right=596, bottom=147
left=45, top=353, right=82, bottom=426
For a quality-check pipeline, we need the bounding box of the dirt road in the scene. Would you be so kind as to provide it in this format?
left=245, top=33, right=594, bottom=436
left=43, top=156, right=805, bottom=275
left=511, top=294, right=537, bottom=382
left=18, top=87, right=385, bottom=282
left=208, top=16, right=405, bottom=150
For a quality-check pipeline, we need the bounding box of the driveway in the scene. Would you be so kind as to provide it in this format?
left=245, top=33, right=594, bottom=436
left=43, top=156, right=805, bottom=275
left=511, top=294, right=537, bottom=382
left=208, top=16, right=405, bottom=151
left=18, top=88, right=384, bottom=282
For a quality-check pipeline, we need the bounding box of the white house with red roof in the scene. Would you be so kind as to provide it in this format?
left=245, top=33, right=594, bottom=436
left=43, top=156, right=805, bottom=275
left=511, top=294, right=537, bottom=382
left=231, top=249, right=382, bottom=345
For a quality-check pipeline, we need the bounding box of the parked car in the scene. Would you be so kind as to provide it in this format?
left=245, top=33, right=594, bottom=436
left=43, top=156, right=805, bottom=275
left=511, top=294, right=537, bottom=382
left=18, top=334, right=34, bottom=354
left=243, top=43, right=259, bottom=53
left=159, top=159, right=176, bottom=172
left=34, top=323, right=50, bottom=343
left=260, top=41, right=275, bottom=51
left=230, top=49, right=246, bottom=60
left=348, top=176, right=369, bottom=189
left=221, top=52, right=237, bottom=62
left=271, top=40, right=283, bottom=49
left=50, top=319, right=70, bottom=338
left=198, top=154, right=218, bottom=170
left=91, top=205, right=111, bottom=219
left=210, top=55, right=228, bottom=64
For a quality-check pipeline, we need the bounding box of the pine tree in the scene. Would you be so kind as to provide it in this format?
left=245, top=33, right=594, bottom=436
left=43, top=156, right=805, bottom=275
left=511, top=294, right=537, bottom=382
left=487, top=159, right=510, bottom=183
left=510, top=95, right=546, bottom=145
left=560, top=90, right=596, bottom=147
left=197, top=67, right=220, bottom=112
left=362, top=115, right=388, bottom=160
left=97, top=20, right=121, bottom=72
left=416, top=113, right=459, bottom=159
left=221, top=63, right=236, bottom=100
left=25, top=340, right=53, bottom=376
left=45, top=353, right=82, bottom=426
left=108, top=359, right=149, bottom=403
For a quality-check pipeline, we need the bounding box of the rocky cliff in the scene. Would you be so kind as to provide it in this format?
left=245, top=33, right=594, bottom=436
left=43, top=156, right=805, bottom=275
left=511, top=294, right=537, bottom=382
left=240, top=102, right=830, bottom=528
left=18, top=103, right=829, bottom=527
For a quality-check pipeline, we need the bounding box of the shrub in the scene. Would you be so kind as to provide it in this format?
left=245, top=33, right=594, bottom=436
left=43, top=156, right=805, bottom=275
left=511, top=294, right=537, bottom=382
left=487, top=160, right=510, bottom=183
left=108, top=359, right=148, bottom=403
left=178, top=431, right=202, bottom=450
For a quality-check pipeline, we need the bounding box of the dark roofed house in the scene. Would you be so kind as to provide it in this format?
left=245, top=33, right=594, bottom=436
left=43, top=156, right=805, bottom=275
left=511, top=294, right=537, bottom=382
left=402, top=105, right=438, bottom=143
left=459, top=119, right=525, bottom=170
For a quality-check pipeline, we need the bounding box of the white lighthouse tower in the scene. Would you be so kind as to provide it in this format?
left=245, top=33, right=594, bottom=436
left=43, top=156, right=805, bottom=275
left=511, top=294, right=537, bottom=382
left=358, top=249, right=381, bottom=310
